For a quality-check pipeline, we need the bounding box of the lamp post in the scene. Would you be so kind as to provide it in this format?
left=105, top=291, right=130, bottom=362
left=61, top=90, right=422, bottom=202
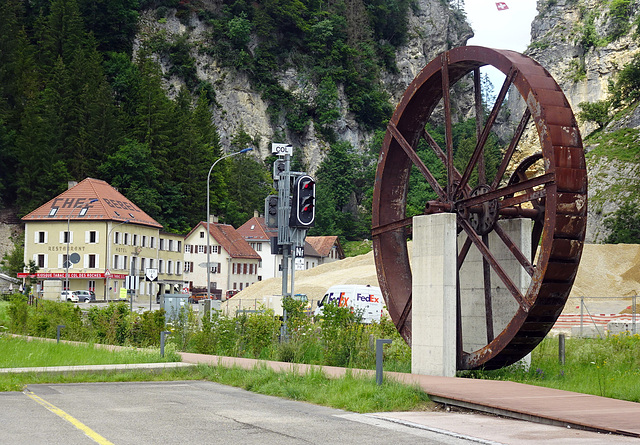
left=65, top=199, right=99, bottom=295
left=104, top=219, right=129, bottom=300
left=207, top=147, right=253, bottom=300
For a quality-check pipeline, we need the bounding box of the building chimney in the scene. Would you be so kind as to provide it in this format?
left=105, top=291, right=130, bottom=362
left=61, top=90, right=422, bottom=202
left=68, top=181, right=78, bottom=189
left=209, top=215, right=219, bottom=224
left=254, top=210, right=260, bottom=218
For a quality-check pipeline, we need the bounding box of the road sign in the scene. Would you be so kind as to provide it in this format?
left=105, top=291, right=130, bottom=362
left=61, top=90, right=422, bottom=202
left=295, top=257, right=305, bottom=271
left=271, top=143, right=293, bottom=156
left=105, top=269, right=111, bottom=278
left=294, top=246, right=304, bottom=258
left=145, top=268, right=158, bottom=282
left=125, top=275, right=139, bottom=290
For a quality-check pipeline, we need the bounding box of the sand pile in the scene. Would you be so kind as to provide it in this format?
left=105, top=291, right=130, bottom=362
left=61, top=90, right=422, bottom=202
left=234, top=243, right=640, bottom=308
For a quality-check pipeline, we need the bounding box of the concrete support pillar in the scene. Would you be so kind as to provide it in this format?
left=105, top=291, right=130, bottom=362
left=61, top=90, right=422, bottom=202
left=411, top=213, right=457, bottom=377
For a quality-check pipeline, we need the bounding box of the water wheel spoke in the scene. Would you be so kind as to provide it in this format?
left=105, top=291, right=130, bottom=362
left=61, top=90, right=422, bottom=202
left=474, top=68, right=486, bottom=184
left=371, top=217, right=413, bottom=236
left=493, top=223, right=536, bottom=276
left=491, top=108, right=531, bottom=190
left=458, top=217, right=531, bottom=312
left=388, top=122, right=447, bottom=200
left=482, top=233, right=494, bottom=343
left=421, top=129, right=471, bottom=195
left=459, top=173, right=554, bottom=210
left=442, top=52, right=455, bottom=200
left=531, top=219, right=544, bottom=261
left=456, top=68, right=517, bottom=196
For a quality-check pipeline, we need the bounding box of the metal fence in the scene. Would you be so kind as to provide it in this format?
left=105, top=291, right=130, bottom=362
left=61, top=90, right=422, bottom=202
left=557, top=296, right=638, bottom=337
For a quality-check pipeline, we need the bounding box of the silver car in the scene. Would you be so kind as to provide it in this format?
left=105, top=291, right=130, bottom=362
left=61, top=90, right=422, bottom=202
left=60, top=291, right=79, bottom=303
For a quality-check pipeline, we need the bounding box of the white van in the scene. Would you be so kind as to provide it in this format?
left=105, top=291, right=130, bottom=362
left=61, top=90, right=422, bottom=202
left=314, top=285, right=384, bottom=324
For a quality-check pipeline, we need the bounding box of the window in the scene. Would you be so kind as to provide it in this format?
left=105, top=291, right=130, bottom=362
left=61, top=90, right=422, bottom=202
left=88, top=255, right=96, bottom=268
left=88, top=280, right=96, bottom=291
left=159, top=260, right=163, bottom=274
left=255, top=243, right=262, bottom=252
left=150, top=237, right=155, bottom=248
left=184, top=262, right=193, bottom=273
left=168, top=240, right=173, bottom=251
left=177, top=241, right=182, bottom=252
left=211, top=245, right=219, bottom=254
left=88, top=231, right=97, bottom=243
left=123, top=233, right=129, bottom=245
left=185, top=245, right=192, bottom=253
left=200, top=231, right=205, bottom=238
left=113, top=255, right=119, bottom=269
left=36, top=231, right=47, bottom=244
left=239, top=283, right=243, bottom=290
left=159, top=239, right=165, bottom=250
left=168, top=261, right=173, bottom=274
left=49, top=208, right=58, bottom=216
left=133, top=234, right=138, bottom=246
left=211, top=263, right=220, bottom=274
left=114, top=232, right=120, bottom=244
left=37, top=254, right=45, bottom=268
left=62, top=231, right=70, bottom=243
left=123, top=256, right=128, bottom=271
left=176, top=261, right=181, bottom=275
left=149, top=259, right=154, bottom=269
left=141, top=258, right=146, bottom=272
left=197, top=245, right=206, bottom=254
left=142, top=236, right=147, bottom=247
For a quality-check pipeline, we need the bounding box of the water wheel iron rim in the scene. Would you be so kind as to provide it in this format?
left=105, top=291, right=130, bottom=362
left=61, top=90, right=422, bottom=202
left=372, top=46, right=588, bottom=370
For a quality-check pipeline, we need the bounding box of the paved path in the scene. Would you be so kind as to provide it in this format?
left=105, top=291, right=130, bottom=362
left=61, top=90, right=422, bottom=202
left=179, top=352, right=640, bottom=438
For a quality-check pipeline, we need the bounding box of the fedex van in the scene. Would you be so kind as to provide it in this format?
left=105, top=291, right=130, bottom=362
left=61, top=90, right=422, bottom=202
left=314, top=285, right=384, bottom=324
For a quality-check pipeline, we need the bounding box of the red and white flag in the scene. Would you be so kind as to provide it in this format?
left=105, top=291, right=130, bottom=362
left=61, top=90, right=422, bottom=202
left=496, top=2, right=509, bottom=10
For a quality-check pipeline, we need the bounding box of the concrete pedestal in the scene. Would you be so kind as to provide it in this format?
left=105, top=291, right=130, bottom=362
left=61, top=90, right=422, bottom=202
left=411, top=213, right=457, bottom=377
left=412, top=215, right=532, bottom=376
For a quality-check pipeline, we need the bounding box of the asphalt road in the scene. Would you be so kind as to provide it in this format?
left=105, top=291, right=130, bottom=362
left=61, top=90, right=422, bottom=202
left=2, top=381, right=482, bottom=445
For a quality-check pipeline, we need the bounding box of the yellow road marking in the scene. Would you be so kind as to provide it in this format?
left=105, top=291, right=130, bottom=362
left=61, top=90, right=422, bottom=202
left=24, top=390, right=114, bottom=445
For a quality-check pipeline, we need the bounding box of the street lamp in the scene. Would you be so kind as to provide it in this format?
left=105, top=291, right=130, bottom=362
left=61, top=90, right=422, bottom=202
left=207, top=147, right=253, bottom=300
left=104, top=219, right=129, bottom=300
left=65, top=199, right=99, bottom=295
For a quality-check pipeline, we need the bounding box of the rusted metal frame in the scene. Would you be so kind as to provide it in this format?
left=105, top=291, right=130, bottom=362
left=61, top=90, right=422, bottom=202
left=458, top=173, right=554, bottom=210
left=371, top=217, right=413, bottom=236
left=420, top=130, right=472, bottom=196
left=474, top=68, right=486, bottom=185
left=396, top=294, right=412, bottom=337
left=387, top=122, right=447, bottom=201
left=482, top=233, right=495, bottom=343
left=499, top=188, right=547, bottom=210
left=491, top=108, right=532, bottom=191
left=458, top=217, right=531, bottom=312
left=441, top=52, right=455, bottom=200
left=456, top=68, right=517, bottom=197
left=493, top=222, right=536, bottom=276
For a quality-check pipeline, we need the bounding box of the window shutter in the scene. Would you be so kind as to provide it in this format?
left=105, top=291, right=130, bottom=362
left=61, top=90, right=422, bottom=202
left=60, top=231, right=65, bottom=243
left=85, top=231, right=90, bottom=243
left=83, top=254, right=89, bottom=268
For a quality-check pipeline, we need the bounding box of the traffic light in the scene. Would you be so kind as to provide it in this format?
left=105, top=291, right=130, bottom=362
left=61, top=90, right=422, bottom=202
left=265, top=195, right=278, bottom=228
left=290, top=175, right=315, bottom=228
left=272, top=159, right=286, bottom=188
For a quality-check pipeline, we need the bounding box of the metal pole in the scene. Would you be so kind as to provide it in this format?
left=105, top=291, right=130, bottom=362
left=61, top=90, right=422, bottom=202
left=207, top=148, right=253, bottom=300
left=633, top=295, right=637, bottom=335
left=580, top=296, right=584, bottom=338
left=57, top=325, right=65, bottom=344
left=160, top=330, right=170, bottom=357
left=376, top=339, right=392, bottom=385
left=558, top=333, right=565, bottom=365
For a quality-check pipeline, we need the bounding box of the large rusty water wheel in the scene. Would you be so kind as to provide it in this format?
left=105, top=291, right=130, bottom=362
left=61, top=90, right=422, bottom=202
left=372, top=46, right=587, bottom=370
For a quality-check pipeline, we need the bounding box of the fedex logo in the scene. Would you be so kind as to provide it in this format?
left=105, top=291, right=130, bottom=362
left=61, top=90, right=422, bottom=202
left=357, top=293, right=379, bottom=303
left=328, top=292, right=349, bottom=307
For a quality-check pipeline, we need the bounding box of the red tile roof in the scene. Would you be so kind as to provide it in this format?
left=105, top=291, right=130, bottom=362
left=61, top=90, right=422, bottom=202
left=306, top=236, right=344, bottom=259
left=237, top=216, right=277, bottom=241
left=22, top=178, right=162, bottom=228
left=187, top=222, right=261, bottom=260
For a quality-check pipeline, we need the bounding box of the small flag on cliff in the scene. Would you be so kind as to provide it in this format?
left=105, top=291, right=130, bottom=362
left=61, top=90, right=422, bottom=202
left=496, top=2, right=509, bottom=10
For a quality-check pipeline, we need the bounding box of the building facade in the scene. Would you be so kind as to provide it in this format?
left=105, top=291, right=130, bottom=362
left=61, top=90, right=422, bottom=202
left=21, top=178, right=186, bottom=300
left=183, top=221, right=261, bottom=299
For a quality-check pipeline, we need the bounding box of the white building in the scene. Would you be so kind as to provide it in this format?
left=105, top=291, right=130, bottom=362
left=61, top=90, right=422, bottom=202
left=183, top=221, right=261, bottom=299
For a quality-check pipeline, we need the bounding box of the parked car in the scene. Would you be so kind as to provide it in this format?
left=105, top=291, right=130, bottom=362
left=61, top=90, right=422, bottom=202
left=74, top=290, right=94, bottom=303
left=60, top=290, right=79, bottom=303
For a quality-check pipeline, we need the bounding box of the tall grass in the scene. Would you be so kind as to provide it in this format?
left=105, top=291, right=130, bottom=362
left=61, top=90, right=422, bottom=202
left=0, top=336, right=181, bottom=367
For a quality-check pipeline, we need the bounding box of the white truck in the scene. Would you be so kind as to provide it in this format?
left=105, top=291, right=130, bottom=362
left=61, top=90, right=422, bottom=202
left=314, top=285, right=384, bottom=324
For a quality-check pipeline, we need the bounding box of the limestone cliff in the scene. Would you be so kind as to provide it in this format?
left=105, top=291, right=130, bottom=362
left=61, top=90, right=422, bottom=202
left=522, top=0, right=640, bottom=242
left=134, top=1, right=472, bottom=174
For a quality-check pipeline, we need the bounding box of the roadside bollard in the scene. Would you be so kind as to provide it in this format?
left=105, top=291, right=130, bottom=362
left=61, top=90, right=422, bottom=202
left=376, top=339, right=392, bottom=386
left=57, top=325, right=65, bottom=344
left=559, top=333, right=566, bottom=365
left=160, top=331, right=171, bottom=357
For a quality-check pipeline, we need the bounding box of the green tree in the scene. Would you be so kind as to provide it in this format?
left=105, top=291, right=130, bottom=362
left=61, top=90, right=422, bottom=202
left=604, top=202, right=640, bottom=244
left=578, top=100, right=611, bottom=129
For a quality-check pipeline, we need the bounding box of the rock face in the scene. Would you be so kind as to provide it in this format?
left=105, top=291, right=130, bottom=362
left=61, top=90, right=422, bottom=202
left=520, top=0, right=640, bottom=242
left=134, top=1, right=471, bottom=174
